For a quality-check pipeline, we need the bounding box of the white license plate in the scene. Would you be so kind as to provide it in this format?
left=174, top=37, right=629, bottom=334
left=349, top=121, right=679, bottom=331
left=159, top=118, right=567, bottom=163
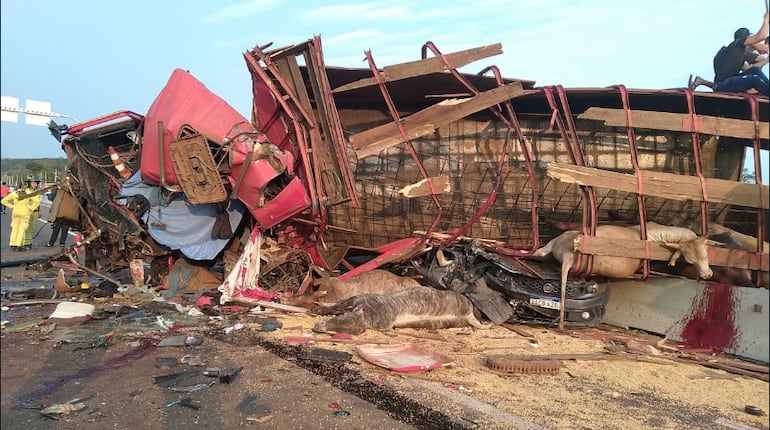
left=529, top=296, right=561, bottom=310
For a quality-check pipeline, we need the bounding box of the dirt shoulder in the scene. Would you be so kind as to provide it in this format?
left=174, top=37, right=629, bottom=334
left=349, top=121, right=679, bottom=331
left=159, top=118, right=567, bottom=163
left=2, top=287, right=768, bottom=430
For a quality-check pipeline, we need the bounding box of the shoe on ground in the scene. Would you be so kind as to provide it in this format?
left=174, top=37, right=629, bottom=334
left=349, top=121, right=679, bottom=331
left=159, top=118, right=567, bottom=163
left=46, top=243, right=54, bottom=247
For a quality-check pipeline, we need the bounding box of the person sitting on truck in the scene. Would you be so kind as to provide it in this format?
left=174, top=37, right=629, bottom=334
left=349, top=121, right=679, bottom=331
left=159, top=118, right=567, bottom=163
left=690, top=35, right=769, bottom=91
left=710, top=13, right=769, bottom=96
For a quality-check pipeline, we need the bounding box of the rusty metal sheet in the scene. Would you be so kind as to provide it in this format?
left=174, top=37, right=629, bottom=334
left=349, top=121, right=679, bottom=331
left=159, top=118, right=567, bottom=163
left=168, top=134, right=227, bottom=204
left=49, top=189, right=80, bottom=224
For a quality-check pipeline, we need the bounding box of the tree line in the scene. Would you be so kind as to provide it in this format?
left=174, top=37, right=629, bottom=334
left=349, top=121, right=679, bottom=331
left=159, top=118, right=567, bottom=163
left=1, top=158, right=68, bottom=187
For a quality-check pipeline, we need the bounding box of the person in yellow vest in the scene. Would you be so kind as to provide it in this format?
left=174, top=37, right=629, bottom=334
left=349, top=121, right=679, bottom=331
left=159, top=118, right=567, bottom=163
left=1, top=177, right=41, bottom=251
left=23, top=178, right=42, bottom=249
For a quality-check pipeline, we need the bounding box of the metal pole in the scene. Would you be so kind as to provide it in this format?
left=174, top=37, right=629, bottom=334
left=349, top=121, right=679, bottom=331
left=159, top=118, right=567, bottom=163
left=0, top=106, right=79, bottom=123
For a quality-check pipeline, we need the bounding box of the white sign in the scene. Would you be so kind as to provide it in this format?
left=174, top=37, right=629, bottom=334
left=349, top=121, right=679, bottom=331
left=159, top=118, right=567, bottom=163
left=24, top=99, right=52, bottom=126
left=0, top=96, right=19, bottom=123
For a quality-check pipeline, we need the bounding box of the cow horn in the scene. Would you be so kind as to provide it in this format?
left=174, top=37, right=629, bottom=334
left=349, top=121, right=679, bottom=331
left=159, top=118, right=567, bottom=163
left=704, top=239, right=726, bottom=247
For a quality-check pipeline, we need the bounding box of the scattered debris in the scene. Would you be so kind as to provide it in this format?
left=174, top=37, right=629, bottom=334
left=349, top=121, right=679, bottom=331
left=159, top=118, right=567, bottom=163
left=168, top=381, right=215, bottom=393
left=153, top=370, right=198, bottom=388
left=219, top=367, right=243, bottom=384
left=236, top=393, right=259, bottom=412
left=155, top=357, right=178, bottom=368
left=484, top=355, right=562, bottom=375
left=302, top=348, right=353, bottom=364
left=47, top=302, right=94, bottom=325
left=356, top=343, right=454, bottom=372
left=40, top=396, right=93, bottom=419
left=164, top=397, right=201, bottom=410
left=73, top=331, right=114, bottom=350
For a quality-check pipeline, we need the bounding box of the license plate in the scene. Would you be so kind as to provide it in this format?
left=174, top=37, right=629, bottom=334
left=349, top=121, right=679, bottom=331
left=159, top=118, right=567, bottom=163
left=529, top=296, right=561, bottom=310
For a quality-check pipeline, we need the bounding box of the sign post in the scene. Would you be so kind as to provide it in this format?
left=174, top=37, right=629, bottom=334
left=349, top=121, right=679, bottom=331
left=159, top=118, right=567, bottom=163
left=1, top=96, right=78, bottom=125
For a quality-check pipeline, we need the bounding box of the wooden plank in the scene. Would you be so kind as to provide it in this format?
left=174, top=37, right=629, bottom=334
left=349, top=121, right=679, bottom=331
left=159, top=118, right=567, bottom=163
left=351, top=82, right=524, bottom=158
left=412, top=230, right=506, bottom=245
left=546, top=162, right=768, bottom=209
left=398, top=175, right=451, bottom=198
left=333, top=44, right=503, bottom=93
left=575, top=236, right=768, bottom=271
left=579, top=107, right=769, bottom=140
left=574, top=235, right=677, bottom=261
left=708, top=247, right=768, bottom=271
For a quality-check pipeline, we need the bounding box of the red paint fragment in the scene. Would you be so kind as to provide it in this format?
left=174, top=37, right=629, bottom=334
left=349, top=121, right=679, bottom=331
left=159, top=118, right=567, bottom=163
left=680, top=283, right=737, bottom=352
left=331, top=332, right=353, bottom=340
left=196, top=296, right=213, bottom=307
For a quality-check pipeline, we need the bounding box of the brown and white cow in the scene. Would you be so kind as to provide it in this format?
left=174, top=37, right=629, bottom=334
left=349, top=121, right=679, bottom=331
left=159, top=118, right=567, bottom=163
left=532, top=223, right=713, bottom=308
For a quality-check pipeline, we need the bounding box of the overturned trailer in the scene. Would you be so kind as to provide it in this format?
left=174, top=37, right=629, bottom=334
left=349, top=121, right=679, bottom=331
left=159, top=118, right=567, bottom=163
left=47, top=37, right=768, bottom=361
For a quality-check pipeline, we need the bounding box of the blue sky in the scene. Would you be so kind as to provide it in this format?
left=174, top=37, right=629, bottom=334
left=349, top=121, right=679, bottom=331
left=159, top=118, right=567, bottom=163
left=1, top=0, right=768, bottom=178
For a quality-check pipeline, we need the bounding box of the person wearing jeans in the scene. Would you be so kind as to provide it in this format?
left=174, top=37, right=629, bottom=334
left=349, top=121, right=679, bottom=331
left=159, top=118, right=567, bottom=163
left=712, top=13, right=769, bottom=97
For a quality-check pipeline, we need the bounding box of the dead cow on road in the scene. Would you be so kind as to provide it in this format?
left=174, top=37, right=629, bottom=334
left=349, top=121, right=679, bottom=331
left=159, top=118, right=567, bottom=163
left=312, top=287, right=490, bottom=335
left=282, top=269, right=421, bottom=309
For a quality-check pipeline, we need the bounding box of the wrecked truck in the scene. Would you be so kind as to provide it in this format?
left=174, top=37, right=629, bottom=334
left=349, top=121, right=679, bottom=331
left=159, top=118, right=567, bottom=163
left=45, top=37, right=768, bottom=346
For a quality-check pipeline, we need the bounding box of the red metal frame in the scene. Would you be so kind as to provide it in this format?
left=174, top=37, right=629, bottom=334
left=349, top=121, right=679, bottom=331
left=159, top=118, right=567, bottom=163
left=417, top=43, right=541, bottom=254
left=743, top=94, right=767, bottom=254
left=542, top=86, right=597, bottom=277
left=617, top=85, right=650, bottom=279
left=65, top=110, right=143, bottom=137
left=683, top=88, right=710, bottom=238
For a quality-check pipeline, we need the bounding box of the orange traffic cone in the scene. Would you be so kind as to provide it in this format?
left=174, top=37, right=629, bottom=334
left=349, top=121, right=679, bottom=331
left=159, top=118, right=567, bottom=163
left=108, top=146, right=132, bottom=178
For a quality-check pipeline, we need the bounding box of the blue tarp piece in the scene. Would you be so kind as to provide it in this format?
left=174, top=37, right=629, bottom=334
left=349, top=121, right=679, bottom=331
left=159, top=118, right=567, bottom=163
left=120, top=171, right=246, bottom=260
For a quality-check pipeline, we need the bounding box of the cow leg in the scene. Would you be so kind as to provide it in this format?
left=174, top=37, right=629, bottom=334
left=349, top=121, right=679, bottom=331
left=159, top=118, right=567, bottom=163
left=532, top=238, right=554, bottom=257
left=668, top=249, right=682, bottom=266
left=467, top=314, right=493, bottom=329
left=558, top=252, right=574, bottom=331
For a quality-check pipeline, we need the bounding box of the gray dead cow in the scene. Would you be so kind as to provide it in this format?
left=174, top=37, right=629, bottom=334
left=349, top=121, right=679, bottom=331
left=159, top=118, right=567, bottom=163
left=532, top=223, right=713, bottom=298
left=312, top=287, right=490, bottom=335
left=282, top=269, right=421, bottom=309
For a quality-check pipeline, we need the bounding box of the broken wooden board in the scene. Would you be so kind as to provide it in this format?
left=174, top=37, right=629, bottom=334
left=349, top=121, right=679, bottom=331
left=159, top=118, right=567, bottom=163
left=578, top=107, right=769, bottom=140
left=545, top=162, right=768, bottom=209
left=412, top=230, right=506, bottom=246
left=333, top=44, right=503, bottom=93
left=398, top=175, right=451, bottom=198
left=351, top=82, right=524, bottom=159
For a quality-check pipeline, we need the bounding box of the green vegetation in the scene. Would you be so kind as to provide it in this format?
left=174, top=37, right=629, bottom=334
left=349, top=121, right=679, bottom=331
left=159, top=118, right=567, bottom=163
left=1, top=157, right=68, bottom=186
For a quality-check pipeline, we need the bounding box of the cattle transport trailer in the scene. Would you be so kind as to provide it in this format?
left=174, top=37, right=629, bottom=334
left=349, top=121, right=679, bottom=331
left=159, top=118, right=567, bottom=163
left=48, top=38, right=768, bottom=362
